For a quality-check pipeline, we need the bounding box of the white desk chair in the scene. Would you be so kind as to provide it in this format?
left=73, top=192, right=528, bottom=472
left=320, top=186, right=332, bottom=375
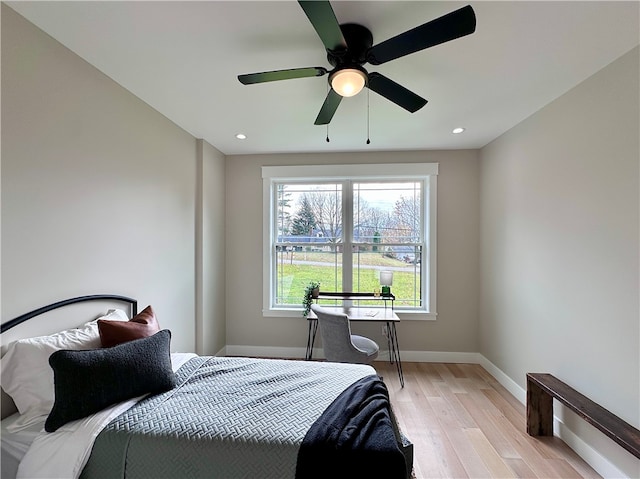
left=311, top=304, right=379, bottom=365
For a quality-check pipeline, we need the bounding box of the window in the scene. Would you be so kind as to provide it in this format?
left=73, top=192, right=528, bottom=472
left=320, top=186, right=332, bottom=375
left=262, top=163, right=437, bottom=319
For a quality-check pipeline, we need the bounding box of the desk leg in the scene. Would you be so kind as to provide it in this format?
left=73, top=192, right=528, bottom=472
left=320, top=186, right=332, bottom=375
left=388, top=322, right=405, bottom=388
left=305, top=319, right=318, bottom=360
left=387, top=329, right=394, bottom=364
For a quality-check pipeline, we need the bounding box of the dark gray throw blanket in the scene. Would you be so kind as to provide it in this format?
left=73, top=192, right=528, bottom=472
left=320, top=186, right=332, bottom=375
left=295, top=375, right=408, bottom=479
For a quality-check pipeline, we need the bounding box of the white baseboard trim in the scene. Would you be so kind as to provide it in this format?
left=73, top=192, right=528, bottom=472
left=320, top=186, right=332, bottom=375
left=398, top=350, right=481, bottom=363
left=224, top=346, right=481, bottom=364
left=476, top=354, right=526, bottom=404
left=554, top=421, right=628, bottom=479
left=477, top=355, right=628, bottom=479
left=225, top=345, right=317, bottom=359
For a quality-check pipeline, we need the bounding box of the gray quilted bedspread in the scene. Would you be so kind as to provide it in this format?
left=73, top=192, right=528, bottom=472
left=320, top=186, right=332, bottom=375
left=81, top=356, right=374, bottom=479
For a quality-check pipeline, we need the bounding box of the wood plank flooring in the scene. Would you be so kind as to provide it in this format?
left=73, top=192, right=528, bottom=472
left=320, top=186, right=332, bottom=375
left=373, top=361, right=601, bottom=479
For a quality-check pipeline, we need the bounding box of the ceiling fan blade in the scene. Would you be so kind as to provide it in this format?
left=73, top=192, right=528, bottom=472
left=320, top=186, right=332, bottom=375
left=298, top=0, right=347, bottom=52
left=238, top=67, right=328, bottom=85
left=367, top=72, right=427, bottom=113
left=367, top=5, right=476, bottom=65
left=314, top=89, right=342, bottom=125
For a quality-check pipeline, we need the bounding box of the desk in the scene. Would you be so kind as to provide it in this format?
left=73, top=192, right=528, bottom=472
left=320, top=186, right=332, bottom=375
left=306, top=306, right=404, bottom=387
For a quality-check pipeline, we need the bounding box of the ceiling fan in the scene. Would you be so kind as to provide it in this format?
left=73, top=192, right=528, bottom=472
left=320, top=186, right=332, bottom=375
left=238, top=1, right=476, bottom=125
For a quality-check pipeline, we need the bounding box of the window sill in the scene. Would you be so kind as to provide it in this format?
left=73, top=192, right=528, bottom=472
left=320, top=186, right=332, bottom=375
left=263, top=308, right=437, bottom=321
left=396, top=311, right=437, bottom=321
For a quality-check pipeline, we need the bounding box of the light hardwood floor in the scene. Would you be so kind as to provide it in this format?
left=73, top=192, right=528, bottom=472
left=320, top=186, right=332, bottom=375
left=373, top=361, right=602, bottom=479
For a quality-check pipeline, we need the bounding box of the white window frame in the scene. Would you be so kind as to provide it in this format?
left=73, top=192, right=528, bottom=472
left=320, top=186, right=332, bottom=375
left=262, top=163, right=438, bottom=320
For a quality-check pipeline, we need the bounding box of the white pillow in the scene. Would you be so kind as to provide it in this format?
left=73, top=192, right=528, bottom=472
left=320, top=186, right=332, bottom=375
left=1, top=309, right=129, bottom=432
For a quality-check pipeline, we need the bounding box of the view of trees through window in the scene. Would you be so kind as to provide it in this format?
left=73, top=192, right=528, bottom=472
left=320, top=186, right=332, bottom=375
left=274, top=181, right=423, bottom=309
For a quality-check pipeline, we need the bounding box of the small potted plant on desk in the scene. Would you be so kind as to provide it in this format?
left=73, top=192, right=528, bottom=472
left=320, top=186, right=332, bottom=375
left=302, top=281, right=321, bottom=317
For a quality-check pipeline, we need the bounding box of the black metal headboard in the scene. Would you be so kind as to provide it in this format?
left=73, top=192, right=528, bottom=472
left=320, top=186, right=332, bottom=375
left=0, top=295, right=138, bottom=333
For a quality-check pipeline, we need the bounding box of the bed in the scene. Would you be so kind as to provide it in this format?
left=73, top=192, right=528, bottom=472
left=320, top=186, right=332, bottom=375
left=1, top=295, right=413, bottom=479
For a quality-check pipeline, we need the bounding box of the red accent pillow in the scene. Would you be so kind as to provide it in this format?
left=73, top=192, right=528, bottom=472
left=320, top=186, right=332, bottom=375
left=98, top=305, right=160, bottom=348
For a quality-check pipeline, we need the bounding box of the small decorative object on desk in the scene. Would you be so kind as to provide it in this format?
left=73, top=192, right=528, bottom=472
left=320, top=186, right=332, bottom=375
left=302, top=281, right=321, bottom=317
left=380, top=271, right=393, bottom=297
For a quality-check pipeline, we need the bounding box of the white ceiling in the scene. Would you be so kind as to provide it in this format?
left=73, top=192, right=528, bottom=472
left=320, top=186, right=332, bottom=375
left=7, top=1, right=639, bottom=156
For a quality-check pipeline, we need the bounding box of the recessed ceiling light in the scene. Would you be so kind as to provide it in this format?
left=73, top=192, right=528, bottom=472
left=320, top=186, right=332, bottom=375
left=235, top=133, right=247, bottom=140
left=452, top=127, right=465, bottom=134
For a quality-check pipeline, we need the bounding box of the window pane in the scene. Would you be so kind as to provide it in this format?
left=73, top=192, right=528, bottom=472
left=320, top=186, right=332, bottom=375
left=351, top=181, right=423, bottom=308
left=277, top=183, right=342, bottom=244
left=275, top=183, right=344, bottom=307
left=352, top=246, right=423, bottom=307
left=275, top=246, right=342, bottom=305
left=353, top=182, right=421, bottom=243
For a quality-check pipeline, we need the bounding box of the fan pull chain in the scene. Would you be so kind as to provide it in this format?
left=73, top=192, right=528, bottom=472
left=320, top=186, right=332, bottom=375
left=366, top=87, right=371, bottom=145
left=326, top=83, right=330, bottom=142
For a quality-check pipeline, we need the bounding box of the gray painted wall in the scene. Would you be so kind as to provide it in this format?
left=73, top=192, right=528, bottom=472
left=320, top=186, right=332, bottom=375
left=479, top=47, right=639, bottom=477
left=196, top=139, right=226, bottom=356
left=2, top=5, right=226, bottom=355
left=225, top=150, right=480, bottom=356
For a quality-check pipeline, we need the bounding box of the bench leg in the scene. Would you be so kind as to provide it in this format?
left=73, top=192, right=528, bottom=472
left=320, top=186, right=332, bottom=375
left=527, top=377, right=554, bottom=436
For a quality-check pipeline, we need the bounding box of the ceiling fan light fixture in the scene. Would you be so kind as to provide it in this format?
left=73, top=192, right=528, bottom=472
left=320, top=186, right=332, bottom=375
left=239, top=3, right=476, bottom=125
left=330, top=68, right=367, bottom=97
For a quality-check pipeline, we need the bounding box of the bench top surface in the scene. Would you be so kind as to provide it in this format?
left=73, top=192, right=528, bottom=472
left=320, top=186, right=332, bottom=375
left=527, top=373, right=640, bottom=459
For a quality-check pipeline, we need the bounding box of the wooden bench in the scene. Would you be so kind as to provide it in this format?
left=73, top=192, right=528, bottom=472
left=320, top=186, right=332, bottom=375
left=526, top=373, right=640, bottom=459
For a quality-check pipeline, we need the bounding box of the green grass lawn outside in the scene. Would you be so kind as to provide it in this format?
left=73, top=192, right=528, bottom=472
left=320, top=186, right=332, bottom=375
left=276, top=259, right=421, bottom=308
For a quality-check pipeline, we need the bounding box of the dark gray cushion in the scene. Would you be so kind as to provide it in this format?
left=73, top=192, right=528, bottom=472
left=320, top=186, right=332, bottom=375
left=45, top=329, right=176, bottom=432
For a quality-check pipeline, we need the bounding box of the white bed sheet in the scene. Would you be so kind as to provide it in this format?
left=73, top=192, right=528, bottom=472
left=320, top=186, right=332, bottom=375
left=1, top=412, right=43, bottom=479
left=13, top=352, right=196, bottom=479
